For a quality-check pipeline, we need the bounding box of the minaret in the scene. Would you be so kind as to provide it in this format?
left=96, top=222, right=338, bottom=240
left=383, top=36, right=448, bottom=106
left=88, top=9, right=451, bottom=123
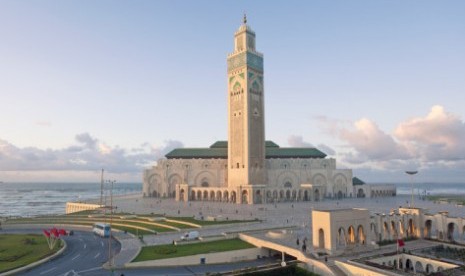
left=227, top=15, right=266, bottom=189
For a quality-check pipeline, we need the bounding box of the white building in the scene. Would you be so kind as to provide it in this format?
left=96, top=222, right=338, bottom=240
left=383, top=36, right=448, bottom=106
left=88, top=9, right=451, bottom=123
left=142, top=16, right=395, bottom=204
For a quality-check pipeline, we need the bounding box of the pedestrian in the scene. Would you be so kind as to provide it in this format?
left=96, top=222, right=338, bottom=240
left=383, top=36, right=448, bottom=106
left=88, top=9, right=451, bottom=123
left=296, top=238, right=300, bottom=246
left=325, top=256, right=328, bottom=263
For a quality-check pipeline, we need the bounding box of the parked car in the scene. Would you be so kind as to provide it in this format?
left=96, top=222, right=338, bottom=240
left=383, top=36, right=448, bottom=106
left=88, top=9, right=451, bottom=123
left=180, top=231, right=199, bottom=241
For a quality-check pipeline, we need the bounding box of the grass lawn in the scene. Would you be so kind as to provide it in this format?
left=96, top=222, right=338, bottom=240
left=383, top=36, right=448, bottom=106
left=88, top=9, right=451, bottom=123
left=0, top=234, right=62, bottom=273
left=133, top=238, right=255, bottom=262
left=166, top=216, right=258, bottom=226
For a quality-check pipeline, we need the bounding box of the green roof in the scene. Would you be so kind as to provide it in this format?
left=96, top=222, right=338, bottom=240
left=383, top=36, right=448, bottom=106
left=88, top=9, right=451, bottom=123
left=352, top=177, right=366, bottom=185
left=210, top=140, right=279, bottom=148
left=165, top=141, right=326, bottom=159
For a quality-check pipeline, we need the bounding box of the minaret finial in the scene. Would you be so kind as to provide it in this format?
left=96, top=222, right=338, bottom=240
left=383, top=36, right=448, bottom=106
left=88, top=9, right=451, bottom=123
left=243, top=13, right=247, bottom=24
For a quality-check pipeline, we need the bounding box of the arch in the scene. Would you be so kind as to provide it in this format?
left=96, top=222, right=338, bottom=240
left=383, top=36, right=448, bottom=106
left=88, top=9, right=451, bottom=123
left=408, top=218, right=415, bottom=237
left=426, top=264, right=433, bottom=274
left=291, top=190, right=297, bottom=200
left=314, top=189, right=320, bottom=201
left=201, top=179, right=210, bottom=187
left=347, top=225, right=356, bottom=244
left=255, top=190, right=262, bottom=204
left=447, top=222, right=459, bottom=241
left=357, top=225, right=365, bottom=245
left=194, top=171, right=215, bottom=187
left=266, top=190, right=271, bottom=200
left=241, top=190, right=248, bottom=204
left=148, top=173, right=162, bottom=198
left=203, top=190, right=208, bottom=200
left=197, top=190, right=202, bottom=200
left=284, top=181, right=292, bottom=188
left=370, top=223, right=378, bottom=242
left=285, top=190, right=291, bottom=200
left=191, top=190, right=196, bottom=200
left=415, top=261, right=423, bottom=273
left=272, top=190, right=278, bottom=199
left=405, top=259, right=412, bottom=270
left=276, top=170, right=298, bottom=188
left=424, top=220, right=432, bottom=238
left=217, top=191, right=222, bottom=202
left=168, top=173, right=182, bottom=198
left=318, top=228, right=325, bottom=249
left=279, top=190, right=284, bottom=199
left=337, top=190, right=343, bottom=199
left=391, top=221, right=398, bottom=239
left=223, top=191, right=229, bottom=202
left=231, top=191, right=237, bottom=203
left=357, top=188, right=365, bottom=198
left=399, top=220, right=405, bottom=238
left=179, top=189, right=185, bottom=201
left=210, top=191, right=215, bottom=201
left=337, top=227, right=346, bottom=247
left=383, top=221, right=390, bottom=240
left=303, top=190, right=309, bottom=201
left=312, top=173, right=327, bottom=186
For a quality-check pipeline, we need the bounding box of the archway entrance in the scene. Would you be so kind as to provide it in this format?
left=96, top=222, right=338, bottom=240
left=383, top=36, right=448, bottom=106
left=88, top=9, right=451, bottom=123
left=337, top=191, right=343, bottom=199
left=318, top=228, right=325, bottom=249
left=424, top=220, right=432, bottom=238
left=314, top=189, right=320, bottom=201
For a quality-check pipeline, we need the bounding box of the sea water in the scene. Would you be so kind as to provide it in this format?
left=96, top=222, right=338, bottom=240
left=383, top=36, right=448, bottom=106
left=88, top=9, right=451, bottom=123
left=1, top=182, right=464, bottom=218
left=0, top=182, right=141, bottom=217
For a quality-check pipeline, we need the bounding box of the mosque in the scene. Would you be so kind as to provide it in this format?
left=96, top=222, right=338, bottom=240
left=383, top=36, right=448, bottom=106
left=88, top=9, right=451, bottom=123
left=142, top=16, right=395, bottom=204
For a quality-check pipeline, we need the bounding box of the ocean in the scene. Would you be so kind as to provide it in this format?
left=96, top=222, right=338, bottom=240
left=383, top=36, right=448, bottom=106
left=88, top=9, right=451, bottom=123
left=0, top=182, right=141, bottom=218
left=1, top=182, right=464, bottom=218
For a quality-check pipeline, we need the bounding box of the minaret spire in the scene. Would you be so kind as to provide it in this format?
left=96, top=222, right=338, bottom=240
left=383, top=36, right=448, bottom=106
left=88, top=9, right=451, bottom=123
left=243, top=13, right=247, bottom=24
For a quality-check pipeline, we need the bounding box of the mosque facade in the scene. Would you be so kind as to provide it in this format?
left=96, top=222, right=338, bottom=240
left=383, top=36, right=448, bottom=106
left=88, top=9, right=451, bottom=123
left=142, top=17, right=395, bottom=204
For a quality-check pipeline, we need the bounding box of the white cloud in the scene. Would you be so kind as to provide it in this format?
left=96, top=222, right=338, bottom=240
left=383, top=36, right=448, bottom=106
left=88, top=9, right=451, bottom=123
left=0, top=133, right=183, bottom=180
left=287, top=135, right=314, bottom=147
left=317, top=106, right=465, bottom=182
left=394, top=105, right=465, bottom=161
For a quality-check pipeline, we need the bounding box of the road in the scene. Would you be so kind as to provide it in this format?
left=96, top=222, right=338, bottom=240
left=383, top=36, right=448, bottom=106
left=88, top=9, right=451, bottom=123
left=3, top=229, right=280, bottom=276
left=18, top=231, right=120, bottom=276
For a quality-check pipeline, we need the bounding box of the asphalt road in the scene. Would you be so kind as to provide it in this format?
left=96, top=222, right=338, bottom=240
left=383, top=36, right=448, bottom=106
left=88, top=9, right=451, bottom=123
left=3, top=229, right=280, bottom=276
left=19, top=231, right=120, bottom=276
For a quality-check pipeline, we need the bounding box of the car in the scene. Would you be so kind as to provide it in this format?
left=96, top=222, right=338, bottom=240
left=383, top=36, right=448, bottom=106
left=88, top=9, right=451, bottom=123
left=180, top=231, right=199, bottom=241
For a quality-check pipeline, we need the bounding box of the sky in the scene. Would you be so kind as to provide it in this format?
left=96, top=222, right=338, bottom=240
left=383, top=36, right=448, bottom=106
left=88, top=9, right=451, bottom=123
left=0, top=1, right=464, bottom=183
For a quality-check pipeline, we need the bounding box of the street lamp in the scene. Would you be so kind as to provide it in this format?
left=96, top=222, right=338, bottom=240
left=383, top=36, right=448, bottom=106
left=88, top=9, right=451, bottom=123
left=405, top=171, right=418, bottom=208
left=106, top=179, right=116, bottom=269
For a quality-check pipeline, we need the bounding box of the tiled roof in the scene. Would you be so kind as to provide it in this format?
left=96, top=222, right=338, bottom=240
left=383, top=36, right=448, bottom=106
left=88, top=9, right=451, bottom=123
left=353, top=177, right=366, bottom=185
left=165, top=141, right=326, bottom=159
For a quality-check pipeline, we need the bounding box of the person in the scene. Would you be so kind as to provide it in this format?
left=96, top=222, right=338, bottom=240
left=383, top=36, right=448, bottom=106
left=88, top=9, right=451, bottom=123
left=296, top=238, right=300, bottom=247
left=325, top=256, right=328, bottom=263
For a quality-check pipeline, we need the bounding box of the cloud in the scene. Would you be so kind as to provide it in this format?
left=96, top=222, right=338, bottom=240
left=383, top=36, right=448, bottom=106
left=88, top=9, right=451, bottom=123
left=287, top=135, right=314, bottom=147
left=394, top=105, right=465, bottom=161
left=317, top=106, right=465, bottom=181
left=0, top=133, right=183, bottom=175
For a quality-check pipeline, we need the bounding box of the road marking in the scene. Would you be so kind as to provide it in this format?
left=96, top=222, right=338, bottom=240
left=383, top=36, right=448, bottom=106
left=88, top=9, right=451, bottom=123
left=71, top=253, right=80, bottom=260
left=94, top=252, right=100, bottom=259
left=40, top=267, right=57, bottom=275
left=83, top=243, right=87, bottom=249
left=77, top=267, right=101, bottom=273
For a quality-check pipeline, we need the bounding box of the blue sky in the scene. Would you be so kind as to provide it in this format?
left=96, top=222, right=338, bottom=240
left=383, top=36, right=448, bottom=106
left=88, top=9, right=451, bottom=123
left=0, top=1, right=464, bottom=183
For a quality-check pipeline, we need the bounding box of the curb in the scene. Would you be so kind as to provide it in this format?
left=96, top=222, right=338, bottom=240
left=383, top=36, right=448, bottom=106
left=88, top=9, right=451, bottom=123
left=0, top=240, right=67, bottom=276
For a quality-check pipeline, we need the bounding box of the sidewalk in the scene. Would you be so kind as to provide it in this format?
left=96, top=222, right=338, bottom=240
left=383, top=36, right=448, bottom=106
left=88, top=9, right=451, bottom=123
left=110, top=232, right=142, bottom=268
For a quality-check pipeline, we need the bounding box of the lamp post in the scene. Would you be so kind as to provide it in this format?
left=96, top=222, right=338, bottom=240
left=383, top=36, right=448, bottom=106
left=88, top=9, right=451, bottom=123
left=106, top=179, right=116, bottom=270
left=405, top=171, right=418, bottom=208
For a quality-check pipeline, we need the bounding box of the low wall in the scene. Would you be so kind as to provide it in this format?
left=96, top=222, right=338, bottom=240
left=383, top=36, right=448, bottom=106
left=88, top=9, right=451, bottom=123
left=239, top=233, right=335, bottom=276
left=335, top=260, right=400, bottom=276
left=65, top=202, right=102, bottom=214
left=126, top=248, right=267, bottom=267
